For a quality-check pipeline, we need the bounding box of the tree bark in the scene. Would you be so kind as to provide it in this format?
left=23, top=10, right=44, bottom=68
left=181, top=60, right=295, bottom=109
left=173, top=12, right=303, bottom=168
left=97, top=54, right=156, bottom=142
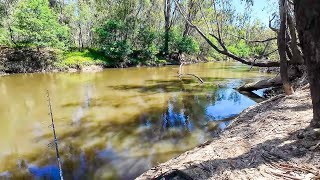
left=183, top=0, right=197, bottom=37
left=295, top=0, right=320, bottom=127
left=164, top=0, right=171, bottom=55
left=287, top=12, right=304, bottom=64
left=78, top=23, right=83, bottom=51
left=238, top=76, right=282, bottom=91
left=278, top=0, right=294, bottom=95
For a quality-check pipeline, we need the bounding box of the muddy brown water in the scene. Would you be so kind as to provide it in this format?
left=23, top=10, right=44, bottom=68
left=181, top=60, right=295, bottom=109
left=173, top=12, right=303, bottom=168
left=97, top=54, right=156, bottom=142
left=0, top=62, right=271, bottom=179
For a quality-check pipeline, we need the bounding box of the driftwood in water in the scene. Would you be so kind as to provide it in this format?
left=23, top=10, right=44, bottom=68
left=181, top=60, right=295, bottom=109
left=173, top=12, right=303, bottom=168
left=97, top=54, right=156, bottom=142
left=178, top=62, right=204, bottom=84
left=237, top=91, right=266, bottom=103
left=238, top=66, right=300, bottom=92
left=238, top=75, right=282, bottom=91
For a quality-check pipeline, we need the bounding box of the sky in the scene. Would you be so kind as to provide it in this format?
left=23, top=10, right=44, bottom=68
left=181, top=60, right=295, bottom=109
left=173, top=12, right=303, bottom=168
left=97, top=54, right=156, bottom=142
left=232, top=0, right=278, bottom=26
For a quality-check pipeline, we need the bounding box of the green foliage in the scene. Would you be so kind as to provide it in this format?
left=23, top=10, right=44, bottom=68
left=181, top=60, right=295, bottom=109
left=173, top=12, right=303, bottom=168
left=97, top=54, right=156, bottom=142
left=137, top=27, right=159, bottom=60
left=0, top=0, right=278, bottom=68
left=228, top=40, right=250, bottom=58
left=0, top=28, right=9, bottom=45
left=95, top=20, right=133, bottom=65
left=165, top=28, right=199, bottom=55
left=176, top=36, right=200, bottom=54
left=12, top=0, right=70, bottom=49
left=250, top=44, right=265, bottom=57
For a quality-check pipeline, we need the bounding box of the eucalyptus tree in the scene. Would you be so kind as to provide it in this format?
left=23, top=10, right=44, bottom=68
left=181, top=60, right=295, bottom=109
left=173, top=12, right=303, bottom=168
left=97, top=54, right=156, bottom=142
left=0, top=0, right=17, bottom=45
left=164, top=0, right=174, bottom=55
left=63, top=0, right=96, bottom=50
left=173, top=0, right=280, bottom=67
left=294, top=0, right=320, bottom=127
left=11, top=0, right=70, bottom=49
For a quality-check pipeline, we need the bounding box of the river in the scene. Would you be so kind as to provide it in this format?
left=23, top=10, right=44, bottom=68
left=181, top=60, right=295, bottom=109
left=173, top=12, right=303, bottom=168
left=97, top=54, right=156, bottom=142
left=0, top=62, right=270, bottom=179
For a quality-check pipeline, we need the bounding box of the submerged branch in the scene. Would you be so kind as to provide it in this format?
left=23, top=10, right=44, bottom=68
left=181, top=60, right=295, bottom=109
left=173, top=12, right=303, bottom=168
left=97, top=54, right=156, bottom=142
left=178, top=63, right=204, bottom=84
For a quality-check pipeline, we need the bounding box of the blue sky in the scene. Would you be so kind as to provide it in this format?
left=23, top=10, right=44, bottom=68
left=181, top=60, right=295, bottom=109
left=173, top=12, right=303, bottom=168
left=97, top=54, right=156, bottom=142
left=232, top=0, right=278, bottom=26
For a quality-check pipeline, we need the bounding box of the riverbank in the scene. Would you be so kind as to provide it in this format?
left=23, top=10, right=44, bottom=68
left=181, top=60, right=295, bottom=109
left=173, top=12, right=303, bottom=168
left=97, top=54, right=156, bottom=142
left=0, top=47, right=210, bottom=75
left=137, top=87, right=320, bottom=179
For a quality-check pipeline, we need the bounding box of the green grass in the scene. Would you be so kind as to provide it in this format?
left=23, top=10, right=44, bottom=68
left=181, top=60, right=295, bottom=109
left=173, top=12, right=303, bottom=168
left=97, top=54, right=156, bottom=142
left=60, top=49, right=109, bottom=68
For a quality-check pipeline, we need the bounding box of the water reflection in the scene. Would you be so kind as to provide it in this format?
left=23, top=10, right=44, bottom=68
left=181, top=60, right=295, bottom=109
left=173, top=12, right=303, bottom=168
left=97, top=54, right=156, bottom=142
left=0, top=62, right=270, bottom=179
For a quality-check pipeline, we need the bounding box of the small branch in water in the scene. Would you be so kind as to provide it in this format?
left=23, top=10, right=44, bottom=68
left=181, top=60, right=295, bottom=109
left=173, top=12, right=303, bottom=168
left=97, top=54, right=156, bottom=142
left=178, top=63, right=204, bottom=84
left=47, top=90, right=64, bottom=180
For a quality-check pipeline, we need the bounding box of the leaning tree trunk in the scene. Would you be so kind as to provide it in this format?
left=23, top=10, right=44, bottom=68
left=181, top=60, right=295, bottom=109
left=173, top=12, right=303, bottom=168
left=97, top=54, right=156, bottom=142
left=278, top=0, right=294, bottom=95
left=295, top=0, right=320, bottom=127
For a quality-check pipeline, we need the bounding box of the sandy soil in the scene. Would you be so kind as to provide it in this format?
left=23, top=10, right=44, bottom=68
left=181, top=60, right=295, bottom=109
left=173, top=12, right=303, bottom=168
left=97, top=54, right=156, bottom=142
left=137, top=88, right=320, bottom=180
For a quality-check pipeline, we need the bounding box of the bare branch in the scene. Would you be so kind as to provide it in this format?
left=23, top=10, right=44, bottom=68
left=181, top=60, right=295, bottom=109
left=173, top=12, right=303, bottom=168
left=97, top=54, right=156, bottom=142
left=178, top=63, right=204, bottom=84
left=269, top=15, right=279, bottom=33
left=249, top=37, right=277, bottom=43
left=173, top=0, right=280, bottom=67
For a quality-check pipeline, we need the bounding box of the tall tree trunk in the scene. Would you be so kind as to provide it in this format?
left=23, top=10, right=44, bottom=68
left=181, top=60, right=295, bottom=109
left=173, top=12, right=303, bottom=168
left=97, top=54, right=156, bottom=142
left=287, top=12, right=304, bottom=64
left=295, top=0, right=320, bottom=127
left=164, top=0, right=171, bottom=55
left=183, top=0, right=195, bottom=37
left=278, top=0, right=294, bottom=95
left=78, top=23, right=83, bottom=51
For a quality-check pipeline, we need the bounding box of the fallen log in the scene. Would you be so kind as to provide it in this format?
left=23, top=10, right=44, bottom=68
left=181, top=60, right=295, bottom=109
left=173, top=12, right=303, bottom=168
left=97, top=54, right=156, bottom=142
left=238, top=75, right=282, bottom=91
left=238, top=65, right=301, bottom=92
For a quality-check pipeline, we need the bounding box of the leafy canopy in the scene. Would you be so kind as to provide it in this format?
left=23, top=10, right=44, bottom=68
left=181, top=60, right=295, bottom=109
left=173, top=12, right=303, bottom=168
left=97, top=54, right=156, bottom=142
left=12, top=0, right=70, bottom=48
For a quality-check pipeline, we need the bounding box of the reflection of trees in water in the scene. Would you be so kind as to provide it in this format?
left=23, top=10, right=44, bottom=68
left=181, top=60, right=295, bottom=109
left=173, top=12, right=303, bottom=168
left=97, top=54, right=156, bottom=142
left=0, top=80, right=257, bottom=180
left=137, top=85, right=244, bottom=143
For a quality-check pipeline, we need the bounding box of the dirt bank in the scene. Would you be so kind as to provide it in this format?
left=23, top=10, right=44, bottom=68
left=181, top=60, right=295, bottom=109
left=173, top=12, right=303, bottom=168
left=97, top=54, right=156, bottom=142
left=0, top=46, right=58, bottom=73
left=137, top=88, right=320, bottom=180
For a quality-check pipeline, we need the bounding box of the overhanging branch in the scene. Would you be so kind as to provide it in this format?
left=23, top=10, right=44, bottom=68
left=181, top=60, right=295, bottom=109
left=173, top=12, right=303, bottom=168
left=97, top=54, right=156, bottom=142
left=173, top=0, right=280, bottom=67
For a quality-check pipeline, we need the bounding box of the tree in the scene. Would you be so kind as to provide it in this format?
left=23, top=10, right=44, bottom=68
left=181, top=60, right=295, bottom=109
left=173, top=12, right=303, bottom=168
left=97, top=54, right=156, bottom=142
left=278, top=0, right=294, bottom=95
left=95, top=20, right=133, bottom=67
left=12, top=0, right=70, bottom=49
left=173, top=0, right=280, bottom=67
left=164, top=0, right=172, bottom=55
left=294, top=0, right=320, bottom=127
left=0, top=0, right=17, bottom=45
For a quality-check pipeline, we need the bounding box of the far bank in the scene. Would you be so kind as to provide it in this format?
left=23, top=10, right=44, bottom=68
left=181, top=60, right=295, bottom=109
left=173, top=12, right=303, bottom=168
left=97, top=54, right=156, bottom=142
left=0, top=46, right=211, bottom=76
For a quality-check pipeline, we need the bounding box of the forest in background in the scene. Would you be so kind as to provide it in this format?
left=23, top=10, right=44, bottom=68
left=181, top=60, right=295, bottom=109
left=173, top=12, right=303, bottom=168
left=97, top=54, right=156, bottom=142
left=0, top=0, right=278, bottom=68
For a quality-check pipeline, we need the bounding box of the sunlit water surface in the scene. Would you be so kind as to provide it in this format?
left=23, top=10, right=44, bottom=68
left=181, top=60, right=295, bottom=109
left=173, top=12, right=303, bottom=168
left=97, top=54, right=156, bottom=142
left=0, top=62, right=270, bottom=179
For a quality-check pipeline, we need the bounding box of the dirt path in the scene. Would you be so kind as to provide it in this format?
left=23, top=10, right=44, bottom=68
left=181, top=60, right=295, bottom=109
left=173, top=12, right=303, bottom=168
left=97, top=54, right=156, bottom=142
left=137, top=89, right=320, bottom=179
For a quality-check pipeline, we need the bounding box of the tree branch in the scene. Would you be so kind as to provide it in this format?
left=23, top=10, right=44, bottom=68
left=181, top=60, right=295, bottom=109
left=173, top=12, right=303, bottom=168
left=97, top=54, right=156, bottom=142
left=173, top=0, right=280, bottom=67
left=248, top=37, right=277, bottom=43
left=178, top=63, right=204, bottom=84
left=269, top=15, right=279, bottom=33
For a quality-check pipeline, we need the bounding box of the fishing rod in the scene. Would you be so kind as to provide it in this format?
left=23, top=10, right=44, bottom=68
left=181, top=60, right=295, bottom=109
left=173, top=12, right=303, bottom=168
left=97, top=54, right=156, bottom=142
left=47, top=90, right=64, bottom=180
